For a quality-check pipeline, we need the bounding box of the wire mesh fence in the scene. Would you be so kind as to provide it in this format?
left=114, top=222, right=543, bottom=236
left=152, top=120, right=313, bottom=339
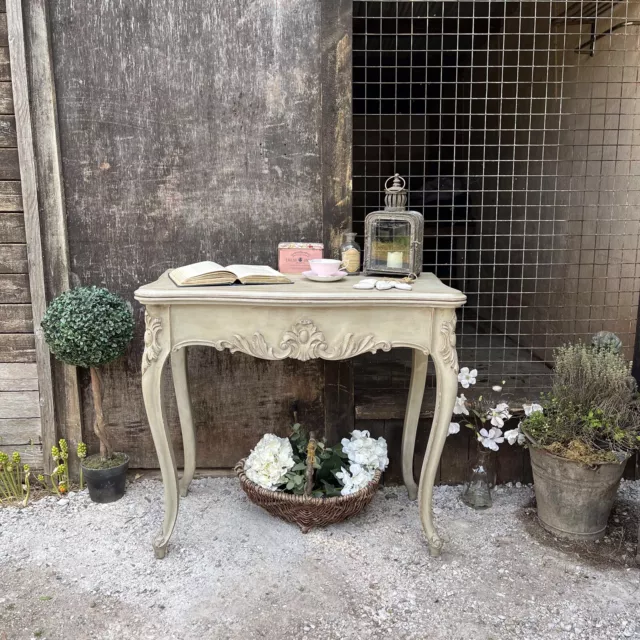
left=353, top=0, right=640, bottom=396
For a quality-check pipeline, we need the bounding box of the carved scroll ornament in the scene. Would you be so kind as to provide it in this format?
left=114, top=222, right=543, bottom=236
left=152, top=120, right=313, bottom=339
left=439, top=310, right=459, bottom=373
left=212, top=319, right=392, bottom=362
left=142, top=311, right=163, bottom=375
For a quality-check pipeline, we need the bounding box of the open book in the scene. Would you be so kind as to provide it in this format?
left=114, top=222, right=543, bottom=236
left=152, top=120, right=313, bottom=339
left=169, top=261, right=293, bottom=286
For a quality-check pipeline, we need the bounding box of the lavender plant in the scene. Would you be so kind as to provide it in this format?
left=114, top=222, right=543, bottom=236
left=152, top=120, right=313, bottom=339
left=521, top=337, right=640, bottom=463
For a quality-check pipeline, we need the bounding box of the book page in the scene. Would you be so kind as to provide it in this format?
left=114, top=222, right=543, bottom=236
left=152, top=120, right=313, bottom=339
left=169, top=261, right=225, bottom=285
left=226, top=264, right=285, bottom=279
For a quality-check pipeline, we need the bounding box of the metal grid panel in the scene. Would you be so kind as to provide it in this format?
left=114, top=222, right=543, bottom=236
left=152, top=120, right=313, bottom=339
left=353, top=0, right=640, bottom=394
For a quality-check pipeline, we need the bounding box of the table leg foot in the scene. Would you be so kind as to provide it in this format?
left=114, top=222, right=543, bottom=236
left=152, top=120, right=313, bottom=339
left=428, top=535, right=444, bottom=558
left=179, top=485, right=189, bottom=498
left=407, top=485, right=418, bottom=501
left=153, top=540, right=168, bottom=559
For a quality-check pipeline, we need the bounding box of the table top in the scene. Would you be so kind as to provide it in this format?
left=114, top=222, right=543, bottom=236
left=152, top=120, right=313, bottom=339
left=134, top=271, right=466, bottom=308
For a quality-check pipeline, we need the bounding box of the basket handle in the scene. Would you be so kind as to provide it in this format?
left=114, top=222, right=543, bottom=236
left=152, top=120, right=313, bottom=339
left=304, top=431, right=317, bottom=497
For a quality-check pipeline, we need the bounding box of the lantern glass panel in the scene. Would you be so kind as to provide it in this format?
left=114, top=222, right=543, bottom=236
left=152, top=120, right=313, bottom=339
left=369, top=218, right=412, bottom=272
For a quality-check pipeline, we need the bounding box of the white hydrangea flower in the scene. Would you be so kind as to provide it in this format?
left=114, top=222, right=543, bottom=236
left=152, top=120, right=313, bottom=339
left=341, top=431, right=389, bottom=472
left=448, top=421, right=461, bottom=436
left=487, top=402, right=511, bottom=428
left=453, top=394, right=469, bottom=415
left=504, top=426, right=526, bottom=446
left=335, top=463, right=375, bottom=496
left=244, top=434, right=295, bottom=491
left=458, top=367, right=477, bottom=389
left=523, top=403, right=543, bottom=416
left=478, top=427, right=504, bottom=451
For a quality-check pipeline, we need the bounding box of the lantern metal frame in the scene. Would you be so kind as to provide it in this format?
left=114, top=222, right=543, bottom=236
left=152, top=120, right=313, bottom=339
left=363, top=174, right=424, bottom=278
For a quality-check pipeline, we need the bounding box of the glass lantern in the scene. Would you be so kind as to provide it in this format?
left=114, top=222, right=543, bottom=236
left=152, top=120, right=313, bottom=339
left=363, top=174, right=424, bottom=278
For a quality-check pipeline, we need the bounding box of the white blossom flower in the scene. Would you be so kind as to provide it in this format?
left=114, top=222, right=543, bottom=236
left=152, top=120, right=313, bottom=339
left=492, top=385, right=503, bottom=392
left=342, top=431, right=389, bottom=472
left=487, top=402, right=512, bottom=428
left=478, top=427, right=504, bottom=451
left=523, top=403, right=543, bottom=416
left=448, top=422, right=461, bottom=436
left=335, top=463, right=375, bottom=496
left=504, top=426, right=526, bottom=446
left=453, top=394, right=469, bottom=415
left=244, top=434, right=295, bottom=490
left=458, top=367, right=477, bottom=388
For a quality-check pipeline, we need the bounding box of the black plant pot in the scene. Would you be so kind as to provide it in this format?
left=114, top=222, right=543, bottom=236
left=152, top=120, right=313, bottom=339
left=82, top=454, right=129, bottom=503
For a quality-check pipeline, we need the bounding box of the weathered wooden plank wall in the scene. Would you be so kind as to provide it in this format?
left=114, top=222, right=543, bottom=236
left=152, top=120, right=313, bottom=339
left=48, top=0, right=348, bottom=467
left=0, top=1, right=42, bottom=466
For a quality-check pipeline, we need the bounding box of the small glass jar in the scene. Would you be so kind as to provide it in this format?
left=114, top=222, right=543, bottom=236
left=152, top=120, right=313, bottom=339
left=461, top=447, right=496, bottom=510
left=340, top=232, right=361, bottom=275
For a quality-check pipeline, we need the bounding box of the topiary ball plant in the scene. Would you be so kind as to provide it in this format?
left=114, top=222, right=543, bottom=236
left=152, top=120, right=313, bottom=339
left=42, top=287, right=134, bottom=460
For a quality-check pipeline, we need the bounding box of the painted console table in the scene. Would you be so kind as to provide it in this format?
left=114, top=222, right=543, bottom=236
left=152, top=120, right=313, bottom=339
left=134, top=272, right=466, bottom=558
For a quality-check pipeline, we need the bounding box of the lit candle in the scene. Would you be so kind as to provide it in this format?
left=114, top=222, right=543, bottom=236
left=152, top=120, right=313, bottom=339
left=387, top=251, right=403, bottom=269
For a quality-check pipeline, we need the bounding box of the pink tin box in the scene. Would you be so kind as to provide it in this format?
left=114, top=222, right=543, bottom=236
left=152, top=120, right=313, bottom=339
left=278, top=242, right=324, bottom=274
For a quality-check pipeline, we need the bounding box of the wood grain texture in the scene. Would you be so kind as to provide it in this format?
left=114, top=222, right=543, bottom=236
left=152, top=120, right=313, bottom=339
left=7, top=0, right=56, bottom=472
left=0, top=361, right=37, bottom=389
left=0, top=443, right=42, bottom=468
left=49, top=0, right=329, bottom=467
left=80, top=352, right=325, bottom=468
left=321, top=0, right=352, bottom=258
left=324, top=360, right=354, bottom=444
left=0, top=416, right=41, bottom=442
left=0, top=273, right=30, bottom=302
left=23, top=0, right=82, bottom=476
left=0, top=81, right=13, bottom=113
left=0, top=47, right=9, bottom=80
left=320, top=0, right=353, bottom=441
left=0, top=114, right=16, bottom=145
left=0, top=243, right=26, bottom=272
left=0, top=181, right=22, bottom=210
left=0, top=362, right=37, bottom=378
left=0, top=13, right=7, bottom=46
left=0, top=376, right=37, bottom=390
left=0, top=303, right=32, bottom=332
left=0, top=212, right=24, bottom=241
left=0, top=390, right=40, bottom=417
left=0, top=148, right=19, bottom=177
left=0, top=332, right=34, bottom=361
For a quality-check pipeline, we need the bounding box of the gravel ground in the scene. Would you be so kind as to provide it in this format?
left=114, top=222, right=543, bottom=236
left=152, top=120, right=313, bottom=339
left=0, top=477, right=639, bottom=640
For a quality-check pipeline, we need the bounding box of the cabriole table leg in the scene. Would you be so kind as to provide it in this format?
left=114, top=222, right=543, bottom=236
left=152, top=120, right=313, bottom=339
left=401, top=349, right=429, bottom=500
left=171, top=347, right=196, bottom=498
left=418, top=342, right=458, bottom=557
left=142, top=313, right=179, bottom=559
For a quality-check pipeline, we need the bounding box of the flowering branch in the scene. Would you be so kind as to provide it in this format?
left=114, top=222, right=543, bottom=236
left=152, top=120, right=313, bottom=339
left=448, top=366, right=542, bottom=452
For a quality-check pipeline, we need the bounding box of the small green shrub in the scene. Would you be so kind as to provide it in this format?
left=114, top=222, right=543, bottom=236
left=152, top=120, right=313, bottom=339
left=522, top=337, right=640, bottom=464
left=41, top=286, right=134, bottom=368
left=42, top=287, right=134, bottom=460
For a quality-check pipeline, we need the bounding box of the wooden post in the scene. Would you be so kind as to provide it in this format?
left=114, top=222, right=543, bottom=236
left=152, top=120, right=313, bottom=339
left=321, top=0, right=354, bottom=443
left=21, top=0, right=82, bottom=477
left=6, top=0, right=56, bottom=473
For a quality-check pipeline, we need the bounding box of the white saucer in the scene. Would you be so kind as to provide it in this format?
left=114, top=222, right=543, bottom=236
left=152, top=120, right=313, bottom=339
left=302, top=270, right=347, bottom=283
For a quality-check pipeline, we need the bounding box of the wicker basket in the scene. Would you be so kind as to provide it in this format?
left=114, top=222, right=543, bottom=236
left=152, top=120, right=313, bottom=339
left=235, top=459, right=382, bottom=533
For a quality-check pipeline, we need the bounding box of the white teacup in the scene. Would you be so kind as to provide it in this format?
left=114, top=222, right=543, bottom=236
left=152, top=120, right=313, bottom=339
left=308, top=259, right=344, bottom=277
